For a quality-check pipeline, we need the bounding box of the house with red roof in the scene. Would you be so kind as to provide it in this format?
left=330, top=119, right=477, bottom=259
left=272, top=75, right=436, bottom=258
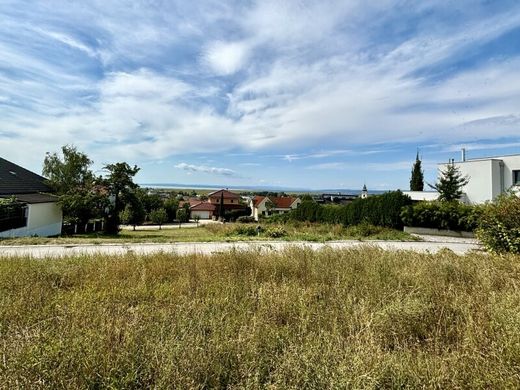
left=250, top=195, right=301, bottom=221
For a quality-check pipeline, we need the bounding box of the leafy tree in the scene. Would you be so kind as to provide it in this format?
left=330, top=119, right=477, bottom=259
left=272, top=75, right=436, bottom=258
left=164, top=197, right=179, bottom=222
left=193, top=215, right=200, bottom=227
left=264, top=199, right=275, bottom=216
left=42, top=145, right=105, bottom=227
left=409, top=152, right=424, bottom=191
left=150, top=208, right=168, bottom=229
left=176, top=208, right=188, bottom=227
left=429, top=163, right=469, bottom=202
left=136, top=189, right=164, bottom=217
left=119, top=198, right=146, bottom=231
left=103, top=162, right=140, bottom=234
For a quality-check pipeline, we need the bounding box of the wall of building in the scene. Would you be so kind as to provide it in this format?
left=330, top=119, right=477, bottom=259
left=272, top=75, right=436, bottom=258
left=443, top=154, right=520, bottom=204
left=0, top=202, right=62, bottom=238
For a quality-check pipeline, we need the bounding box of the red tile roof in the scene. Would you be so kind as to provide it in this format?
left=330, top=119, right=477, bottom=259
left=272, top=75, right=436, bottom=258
left=190, top=201, right=216, bottom=211
left=207, top=189, right=240, bottom=199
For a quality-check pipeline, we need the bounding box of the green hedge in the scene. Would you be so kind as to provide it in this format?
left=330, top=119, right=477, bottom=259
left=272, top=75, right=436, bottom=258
left=291, top=191, right=411, bottom=229
left=401, top=201, right=482, bottom=232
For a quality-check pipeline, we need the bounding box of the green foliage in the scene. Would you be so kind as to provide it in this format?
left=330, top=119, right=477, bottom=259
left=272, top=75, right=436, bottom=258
left=163, top=197, right=179, bottom=222
left=410, top=152, right=424, bottom=191
left=290, top=191, right=412, bottom=229
left=136, top=190, right=164, bottom=216
left=237, top=216, right=255, bottom=223
left=176, top=208, right=189, bottom=223
left=43, top=145, right=94, bottom=194
left=103, top=162, right=140, bottom=234
left=43, top=145, right=105, bottom=224
left=149, top=208, right=168, bottom=229
left=224, top=207, right=252, bottom=221
left=232, top=225, right=258, bottom=236
left=401, top=201, right=482, bottom=231
left=265, top=226, right=287, bottom=238
left=118, top=197, right=145, bottom=230
left=477, top=193, right=520, bottom=253
left=429, top=163, right=469, bottom=201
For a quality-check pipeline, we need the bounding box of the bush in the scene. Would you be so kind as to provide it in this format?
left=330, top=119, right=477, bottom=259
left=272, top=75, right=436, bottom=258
left=233, top=225, right=258, bottom=236
left=237, top=216, right=255, bottom=223
left=345, top=222, right=384, bottom=237
left=477, top=193, right=520, bottom=253
left=401, top=201, right=482, bottom=232
left=265, top=227, right=287, bottom=238
left=224, top=207, right=252, bottom=222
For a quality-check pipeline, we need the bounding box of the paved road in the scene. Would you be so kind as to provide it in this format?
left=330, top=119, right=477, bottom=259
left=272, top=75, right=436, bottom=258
left=0, top=239, right=482, bottom=258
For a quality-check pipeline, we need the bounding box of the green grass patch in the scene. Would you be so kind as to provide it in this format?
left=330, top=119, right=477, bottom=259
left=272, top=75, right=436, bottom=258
left=1, top=248, right=519, bottom=388
left=0, top=222, right=414, bottom=246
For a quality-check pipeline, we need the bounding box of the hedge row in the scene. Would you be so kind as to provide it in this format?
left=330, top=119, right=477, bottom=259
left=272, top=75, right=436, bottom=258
left=290, top=191, right=412, bottom=229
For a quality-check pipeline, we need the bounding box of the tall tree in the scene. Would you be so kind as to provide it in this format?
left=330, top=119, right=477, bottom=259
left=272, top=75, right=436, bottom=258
left=42, top=145, right=106, bottom=227
left=429, top=163, right=469, bottom=202
left=103, top=162, right=140, bottom=234
left=219, top=191, right=225, bottom=220
left=409, top=151, right=424, bottom=191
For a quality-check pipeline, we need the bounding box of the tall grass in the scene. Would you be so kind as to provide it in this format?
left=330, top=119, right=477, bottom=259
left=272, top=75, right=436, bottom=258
left=1, top=248, right=520, bottom=388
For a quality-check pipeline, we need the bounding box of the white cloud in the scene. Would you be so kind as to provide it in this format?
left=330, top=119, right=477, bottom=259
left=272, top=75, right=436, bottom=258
left=202, top=41, right=250, bottom=75
left=175, top=162, right=238, bottom=177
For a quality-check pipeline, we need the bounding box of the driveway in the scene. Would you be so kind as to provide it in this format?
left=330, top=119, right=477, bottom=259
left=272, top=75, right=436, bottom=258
left=0, top=238, right=482, bottom=258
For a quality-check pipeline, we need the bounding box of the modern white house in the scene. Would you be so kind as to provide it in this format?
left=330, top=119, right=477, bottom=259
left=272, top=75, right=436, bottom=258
left=250, top=196, right=301, bottom=221
left=440, top=151, right=520, bottom=204
left=0, top=157, right=62, bottom=237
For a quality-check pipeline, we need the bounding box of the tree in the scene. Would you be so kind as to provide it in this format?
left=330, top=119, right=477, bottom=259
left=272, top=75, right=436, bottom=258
left=103, top=162, right=140, bottom=234
left=42, top=145, right=105, bottom=229
left=429, top=163, right=469, bottom=202
left=164, top=197, right=179, bottom=222
left=264, top=199, right=275, bottom=216
left=119, top=199, right=145, bottom=231
left=176, top=208, right=187, bottom=227
left=409, top=151, right=424, bottom=191
left=193, top=215, right=200, bottom=227
left=218, top=191, right=225, bottom=220
left=150, top=208, right=168, bottom=229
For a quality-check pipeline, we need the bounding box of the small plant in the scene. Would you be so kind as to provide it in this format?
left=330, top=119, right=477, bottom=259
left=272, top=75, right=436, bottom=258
left=265, top=227, right=287, bottom=238
left=237, top=216, right=255, bottom=223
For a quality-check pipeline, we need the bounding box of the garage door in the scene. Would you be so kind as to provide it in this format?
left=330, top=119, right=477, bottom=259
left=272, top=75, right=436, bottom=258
left=191, top=210, right=210, bottom=219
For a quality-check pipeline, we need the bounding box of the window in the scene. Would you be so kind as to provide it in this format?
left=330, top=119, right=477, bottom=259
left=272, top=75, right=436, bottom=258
left=514, top=170, right=520, bottom=186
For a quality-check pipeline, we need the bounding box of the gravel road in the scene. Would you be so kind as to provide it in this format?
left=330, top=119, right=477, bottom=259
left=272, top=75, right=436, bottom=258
left=0, top=238, right=482, bottom=258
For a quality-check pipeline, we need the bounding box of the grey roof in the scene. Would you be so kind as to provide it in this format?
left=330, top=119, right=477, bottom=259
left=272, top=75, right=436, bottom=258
left=0, top=157, right=53, bottom=195
left=0, top=193, right=59, bottom=204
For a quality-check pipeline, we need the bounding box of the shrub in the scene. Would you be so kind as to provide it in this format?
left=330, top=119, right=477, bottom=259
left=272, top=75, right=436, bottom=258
left=401, top=201, right=481, bottom=232
left=265, top=227, right=287, bottom=238
left=233, top=225, right=258, bottom=236
left=476, top=193, right=520, bottom=253
left=237, top=216, right=255, bottom=223
left=345, top=222, right=384, bottom=237
left=224, top=207, right=252, bottom=222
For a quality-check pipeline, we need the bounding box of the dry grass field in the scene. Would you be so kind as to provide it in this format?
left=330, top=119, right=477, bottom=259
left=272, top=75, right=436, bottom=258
left=1, top=247, right=519, bottom=388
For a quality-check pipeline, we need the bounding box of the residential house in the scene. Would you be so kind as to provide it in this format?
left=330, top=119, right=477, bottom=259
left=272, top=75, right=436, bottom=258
left=439, top=151, right=520, bottom=204
left=251, top=196, right=301, bottom=221
left=0, top=157, right=62, bottom=237
left=189, top=201, right=216, bottom=219
left=207, top=189, right=247, bottom=218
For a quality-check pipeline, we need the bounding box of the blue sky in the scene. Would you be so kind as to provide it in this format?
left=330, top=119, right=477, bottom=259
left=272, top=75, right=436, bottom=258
left=1, top=0, right=520, bottom=190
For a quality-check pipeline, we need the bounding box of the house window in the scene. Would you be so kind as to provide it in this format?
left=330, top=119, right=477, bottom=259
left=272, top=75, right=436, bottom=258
left=514, top=170, right=520, bottom=186
left=230, top=200, right=233, bottom=203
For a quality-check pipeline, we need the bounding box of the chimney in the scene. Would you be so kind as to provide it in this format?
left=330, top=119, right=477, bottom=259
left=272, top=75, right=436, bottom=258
left=461, top=148, right=466, bottom=162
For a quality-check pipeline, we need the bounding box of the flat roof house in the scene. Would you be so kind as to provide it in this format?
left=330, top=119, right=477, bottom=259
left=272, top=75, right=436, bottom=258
left=0, top=157, right=62, bottom=237
left=440, top=151, right=520, bottom=204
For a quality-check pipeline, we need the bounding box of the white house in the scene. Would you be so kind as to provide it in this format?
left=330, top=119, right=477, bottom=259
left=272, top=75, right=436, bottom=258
left=440, top=151, right=520, bottom=204
left=0, top=157, right=62, bottom=237
left=250, top=196, right=301, bottom=221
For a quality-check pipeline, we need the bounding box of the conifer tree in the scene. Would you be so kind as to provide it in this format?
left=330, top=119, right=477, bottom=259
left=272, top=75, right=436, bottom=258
left=429, top=162, right=469, bottom=202
left=410, top=151, right=424, bottom=191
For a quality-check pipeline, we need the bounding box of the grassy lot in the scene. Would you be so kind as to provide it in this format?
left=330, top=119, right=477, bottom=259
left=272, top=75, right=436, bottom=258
left=1, top=248, right=520, bottom=388
left=0, top=222, right=414, bottom=246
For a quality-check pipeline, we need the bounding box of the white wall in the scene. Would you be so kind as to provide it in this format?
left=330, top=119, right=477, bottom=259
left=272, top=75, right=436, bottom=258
left=443, top=154, right=520, bottom=204
left=191, top=210, right=210, bottom=219
left=0, top=202, right=62, bottom=238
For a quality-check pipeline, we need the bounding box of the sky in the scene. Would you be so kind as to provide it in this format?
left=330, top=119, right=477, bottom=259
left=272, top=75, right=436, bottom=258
left=1, top=0, right=520, bottom=191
